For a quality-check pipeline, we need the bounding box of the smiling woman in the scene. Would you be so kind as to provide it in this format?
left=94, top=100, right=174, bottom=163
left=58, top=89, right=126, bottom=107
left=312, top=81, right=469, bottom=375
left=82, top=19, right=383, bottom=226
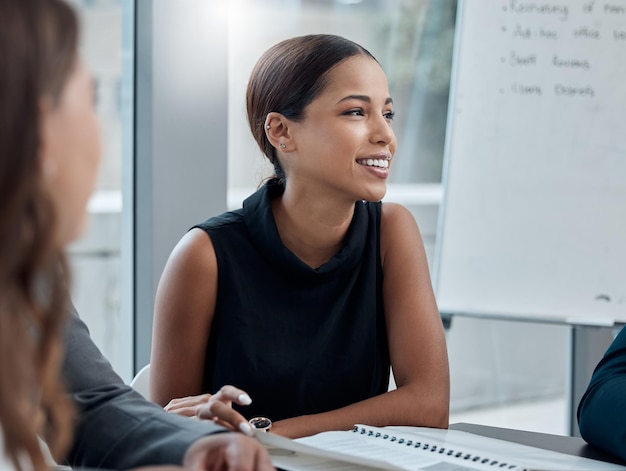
left=150, top=34, right=450, bottom=440
left=263, top=53, right=396, bottom=207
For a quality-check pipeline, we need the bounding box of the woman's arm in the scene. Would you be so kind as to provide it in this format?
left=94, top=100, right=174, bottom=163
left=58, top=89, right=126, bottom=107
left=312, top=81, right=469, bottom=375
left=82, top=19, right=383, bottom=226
left=268, top=203, right=450, bottom=438
left=150, top=228, right=218, bottom=408
left=380, top=202, right=450, bottom=426
left=150, top=229, right=259, bottom=435
left=63, top=306, right=235, bottom=469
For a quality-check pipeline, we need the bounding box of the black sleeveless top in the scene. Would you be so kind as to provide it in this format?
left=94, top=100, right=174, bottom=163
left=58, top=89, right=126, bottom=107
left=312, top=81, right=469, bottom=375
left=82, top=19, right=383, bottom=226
left=194, top=181, right=390, bottom=421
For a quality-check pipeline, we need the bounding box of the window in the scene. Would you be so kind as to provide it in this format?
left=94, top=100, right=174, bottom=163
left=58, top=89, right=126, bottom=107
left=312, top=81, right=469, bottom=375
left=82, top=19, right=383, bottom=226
left=67, top=0, right=134, bottom=381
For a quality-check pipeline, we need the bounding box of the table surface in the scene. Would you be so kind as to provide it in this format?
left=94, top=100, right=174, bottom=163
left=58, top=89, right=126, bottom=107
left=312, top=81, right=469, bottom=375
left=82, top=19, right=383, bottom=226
left=450, top=422, right=626, bottom=466
left=55, top=423, right=626, bottom=470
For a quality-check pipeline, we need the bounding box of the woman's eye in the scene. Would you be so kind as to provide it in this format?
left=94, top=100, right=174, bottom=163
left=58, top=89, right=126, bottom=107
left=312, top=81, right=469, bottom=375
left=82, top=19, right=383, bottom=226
left=344, top=108, right=364, bottom=117
left=384, top=111, right=395, bottom=120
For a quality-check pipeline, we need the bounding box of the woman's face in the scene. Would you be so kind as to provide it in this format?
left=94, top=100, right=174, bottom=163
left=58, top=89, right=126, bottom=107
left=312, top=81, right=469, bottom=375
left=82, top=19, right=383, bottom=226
left=39, top=57, right=101, bottom=247
left=286, top=55, right=396, bottom=203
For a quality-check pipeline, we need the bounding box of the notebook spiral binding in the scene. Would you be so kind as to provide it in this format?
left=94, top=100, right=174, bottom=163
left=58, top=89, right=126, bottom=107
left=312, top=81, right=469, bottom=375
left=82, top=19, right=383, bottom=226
left=352, top=425, right=527, bottom=470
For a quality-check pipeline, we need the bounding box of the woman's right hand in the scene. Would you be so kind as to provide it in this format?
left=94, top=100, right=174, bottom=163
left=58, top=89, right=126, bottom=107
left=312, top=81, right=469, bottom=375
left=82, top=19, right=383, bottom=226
left=164, top=392, right=213, bottom=417
left=165, top=385, right=255, bottom=436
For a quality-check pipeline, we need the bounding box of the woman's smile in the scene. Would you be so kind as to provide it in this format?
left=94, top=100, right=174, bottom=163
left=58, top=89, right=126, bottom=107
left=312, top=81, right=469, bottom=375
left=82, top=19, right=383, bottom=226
left=356, top=152, right=391, bottom=178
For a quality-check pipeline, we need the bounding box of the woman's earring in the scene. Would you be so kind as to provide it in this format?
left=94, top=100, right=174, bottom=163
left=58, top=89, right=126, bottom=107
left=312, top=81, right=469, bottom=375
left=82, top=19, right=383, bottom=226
left=279, top=142, right=286, bottom=149
left=265, top=124, right=271, bottom=129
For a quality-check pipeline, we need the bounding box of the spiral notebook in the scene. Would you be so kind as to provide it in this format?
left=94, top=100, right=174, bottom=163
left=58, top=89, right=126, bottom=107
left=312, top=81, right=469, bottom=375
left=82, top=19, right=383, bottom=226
left=255, top=424, right=626, bottom=471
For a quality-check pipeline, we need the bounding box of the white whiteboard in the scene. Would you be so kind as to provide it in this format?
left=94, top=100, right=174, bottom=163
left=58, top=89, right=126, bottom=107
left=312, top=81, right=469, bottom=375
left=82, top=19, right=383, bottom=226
left=434, top=0, right=626, bottom=326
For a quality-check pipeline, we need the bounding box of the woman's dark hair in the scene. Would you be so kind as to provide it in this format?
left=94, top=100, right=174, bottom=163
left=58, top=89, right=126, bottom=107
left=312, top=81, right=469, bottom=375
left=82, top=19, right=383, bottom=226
left=0, top=0, right=78, bottom=469
left=246, top=34, right=376, bottom=183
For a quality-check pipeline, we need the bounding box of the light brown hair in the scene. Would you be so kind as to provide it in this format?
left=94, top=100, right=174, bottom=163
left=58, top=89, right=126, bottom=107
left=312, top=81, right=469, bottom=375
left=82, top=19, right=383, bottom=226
left=0, top=0, right=79, bottom=468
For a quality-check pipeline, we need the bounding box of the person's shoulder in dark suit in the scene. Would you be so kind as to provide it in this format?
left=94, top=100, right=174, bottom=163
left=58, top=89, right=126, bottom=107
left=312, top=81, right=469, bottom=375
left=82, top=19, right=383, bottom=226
left=578, top=326, right=626, bottom=462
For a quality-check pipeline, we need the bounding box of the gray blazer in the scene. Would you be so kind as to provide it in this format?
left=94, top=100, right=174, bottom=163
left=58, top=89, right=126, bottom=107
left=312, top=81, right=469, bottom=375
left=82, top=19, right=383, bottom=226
left=62, top=307, right=224, bottom=469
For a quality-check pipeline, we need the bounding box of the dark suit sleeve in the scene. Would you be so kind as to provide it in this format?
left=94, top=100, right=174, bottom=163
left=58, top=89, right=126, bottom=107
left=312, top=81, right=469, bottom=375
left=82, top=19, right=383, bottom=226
left=578, top=326, right=626, bottom=461
left=62, top=306, right=225, bottom=469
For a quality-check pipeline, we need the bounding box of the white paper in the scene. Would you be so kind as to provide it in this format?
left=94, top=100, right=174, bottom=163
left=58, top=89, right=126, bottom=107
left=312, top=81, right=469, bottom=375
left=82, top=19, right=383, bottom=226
left=386, top=426, right=626, bottom=471
left=255, top=426, right=626, bottom=471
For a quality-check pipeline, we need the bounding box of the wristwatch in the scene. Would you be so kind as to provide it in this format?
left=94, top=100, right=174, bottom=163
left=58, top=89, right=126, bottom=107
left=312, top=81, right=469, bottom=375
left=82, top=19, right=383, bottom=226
left=249, top=416, right=272, bottom=432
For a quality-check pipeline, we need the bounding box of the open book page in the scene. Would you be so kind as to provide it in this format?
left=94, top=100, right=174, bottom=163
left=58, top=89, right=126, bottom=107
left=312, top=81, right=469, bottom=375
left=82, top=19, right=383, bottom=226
left=295, top=428, right=523, bottom=471
left=255, top=426, right=626, bottom=471
left=257, top=428, right=519, bottom=470
left=385, top=426, right=626, bottom=471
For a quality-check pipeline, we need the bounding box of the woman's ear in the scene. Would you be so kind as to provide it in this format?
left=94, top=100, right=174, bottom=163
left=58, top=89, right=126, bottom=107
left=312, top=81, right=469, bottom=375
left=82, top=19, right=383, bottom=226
left=264, top=112, right=293, bottom=153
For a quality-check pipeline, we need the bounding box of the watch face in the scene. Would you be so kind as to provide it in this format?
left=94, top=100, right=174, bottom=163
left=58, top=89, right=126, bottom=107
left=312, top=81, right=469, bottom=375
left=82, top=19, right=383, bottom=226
left=249, top=416, right=272, bottom=431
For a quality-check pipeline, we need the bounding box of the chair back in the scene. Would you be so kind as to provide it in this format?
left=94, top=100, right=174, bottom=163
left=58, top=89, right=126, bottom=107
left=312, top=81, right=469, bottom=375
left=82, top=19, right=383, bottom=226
left=130, top=363, right=151, bottom=399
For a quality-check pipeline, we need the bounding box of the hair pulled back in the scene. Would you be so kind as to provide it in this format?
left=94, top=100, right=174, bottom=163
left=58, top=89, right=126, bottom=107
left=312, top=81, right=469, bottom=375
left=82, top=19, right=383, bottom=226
left=246, top=34, right=376, bottom=183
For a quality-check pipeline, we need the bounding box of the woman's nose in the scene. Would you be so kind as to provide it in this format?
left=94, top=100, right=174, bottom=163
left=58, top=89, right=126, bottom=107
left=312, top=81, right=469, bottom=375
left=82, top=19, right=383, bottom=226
left=370, top=115, right=395, bottom=146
